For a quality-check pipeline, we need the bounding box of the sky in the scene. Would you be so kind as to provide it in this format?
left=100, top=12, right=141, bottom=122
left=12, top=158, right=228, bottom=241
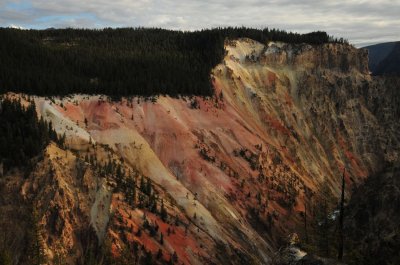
left=1, top=0, right=399, bottom=47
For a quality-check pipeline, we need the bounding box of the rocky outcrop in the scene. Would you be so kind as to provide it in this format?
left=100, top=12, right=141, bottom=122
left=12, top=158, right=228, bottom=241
left=262, top=42, right=369, bottom=74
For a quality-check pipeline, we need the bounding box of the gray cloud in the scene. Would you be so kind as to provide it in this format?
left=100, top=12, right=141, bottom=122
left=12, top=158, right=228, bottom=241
left=0, top=0, right=399, bottom=46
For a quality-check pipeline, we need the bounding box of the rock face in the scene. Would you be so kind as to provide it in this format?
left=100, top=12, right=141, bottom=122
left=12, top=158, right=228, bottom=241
left=262, top=42, right=369, bottom=74
left=0, top=39, right=399, bottom=264
left=345, top=164, right=400, bottom=265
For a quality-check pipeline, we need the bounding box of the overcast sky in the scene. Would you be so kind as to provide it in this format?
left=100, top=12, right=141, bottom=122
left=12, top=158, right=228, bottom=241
left=1, top=0, right=399, bottom=47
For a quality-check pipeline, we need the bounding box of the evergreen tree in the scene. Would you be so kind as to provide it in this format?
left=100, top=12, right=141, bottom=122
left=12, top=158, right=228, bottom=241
left=140, top=175, right=146, bottom=193
left=0, top=28, right=344, bottom=98
left=26, top=210, right=47, bottom=265
left=125, top=176, right=136, bottom=208
left=142, top=250, right=153, bottom=265
left=160, top=200, right=168, bottom=222
left=146, top=178, right=152, bottom=196
left=172, top=251, right=178, bottom=263
left=118, top=245, right=135, bottom=265
left=0, top=98, right=60, bottom=173
left=156, top=249, right=163, bottom=260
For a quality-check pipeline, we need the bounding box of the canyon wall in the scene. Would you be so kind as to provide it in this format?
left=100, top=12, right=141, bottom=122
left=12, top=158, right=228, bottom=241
left=1, top=39, right=399, bottom=264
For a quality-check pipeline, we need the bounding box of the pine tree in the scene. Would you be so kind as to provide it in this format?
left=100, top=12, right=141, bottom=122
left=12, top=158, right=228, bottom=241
left=172, top=251, right=178, bottom=263
left=156, top=249, right=163, bottom=260
left=125, top=176, right=136, bottom=208
left=119, top=244, right=135, bottom=265
left=0, top=28, right=337, bottom=98
left=146, top=178, right=152, bottom=196
left=26, top=209, right=47, bottom=265
left=160, top=200, right=168, bottom=222
left=142, top=250, right=153, bottom=265
left=0, top=98, right=60, bottom=172
left=140, top=175, right=146, bottom=193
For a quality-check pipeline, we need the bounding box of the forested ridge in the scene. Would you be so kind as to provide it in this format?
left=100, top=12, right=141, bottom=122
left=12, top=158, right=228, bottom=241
left=0, top=97, right=64, bottom=173
left=0, top=27, right=346, bottom=97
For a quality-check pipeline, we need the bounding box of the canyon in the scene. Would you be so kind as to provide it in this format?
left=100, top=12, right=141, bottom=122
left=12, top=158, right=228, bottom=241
left=1, top=38, right=399, bottom=264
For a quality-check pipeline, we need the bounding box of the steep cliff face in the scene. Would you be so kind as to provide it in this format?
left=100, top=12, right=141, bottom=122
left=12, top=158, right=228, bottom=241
left=344, top=164, right=400, bottom=265
left=1, top=39, right=399, bottom=264
left=218, top=39, right=398, bottom=189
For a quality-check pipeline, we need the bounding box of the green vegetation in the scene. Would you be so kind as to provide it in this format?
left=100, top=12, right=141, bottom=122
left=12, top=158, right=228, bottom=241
left=0, top=249, right=12, bottom=265
left=0, top=27, right=347, bottom=97
left=25, top=210, right=47, bottom=265
left=0, top=97, right=64, bottom=173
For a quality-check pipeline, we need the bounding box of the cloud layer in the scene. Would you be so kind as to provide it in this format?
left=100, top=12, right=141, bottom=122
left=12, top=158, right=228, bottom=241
left=1, top=0, right=399, bottom=46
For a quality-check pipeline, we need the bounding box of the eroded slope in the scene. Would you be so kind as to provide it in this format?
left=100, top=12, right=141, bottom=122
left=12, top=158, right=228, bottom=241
left=1, top=38, right=399, bottom=264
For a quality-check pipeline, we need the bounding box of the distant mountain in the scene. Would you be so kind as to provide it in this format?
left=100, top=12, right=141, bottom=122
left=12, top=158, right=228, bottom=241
left=363, top=41, right=400, bottom=75
left=374, top=42, right=400, bottom=75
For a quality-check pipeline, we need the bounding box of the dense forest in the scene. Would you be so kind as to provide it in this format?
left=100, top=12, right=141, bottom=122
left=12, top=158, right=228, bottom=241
left=0, top=27, right=347, bottom=97
left=0, top=97, right=64, bottom=173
